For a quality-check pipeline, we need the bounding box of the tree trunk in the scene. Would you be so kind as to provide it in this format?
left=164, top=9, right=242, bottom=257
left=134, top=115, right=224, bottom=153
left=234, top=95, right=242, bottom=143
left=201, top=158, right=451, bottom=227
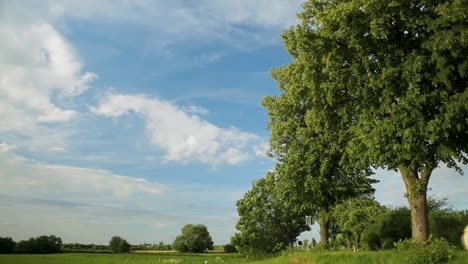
left=319, top=222, right=329, bottom=245
left=399, top=165, right=431, bottom=242
left=319, top=207, right=329, bottom=245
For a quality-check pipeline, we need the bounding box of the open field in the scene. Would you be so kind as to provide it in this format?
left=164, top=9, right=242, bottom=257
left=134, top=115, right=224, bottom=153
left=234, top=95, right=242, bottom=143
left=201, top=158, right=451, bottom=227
left=251, top=250, right=468, bottom=264
left=0, top=252, right=248, bottom=264
left=0, top=250, right=467, bottom=264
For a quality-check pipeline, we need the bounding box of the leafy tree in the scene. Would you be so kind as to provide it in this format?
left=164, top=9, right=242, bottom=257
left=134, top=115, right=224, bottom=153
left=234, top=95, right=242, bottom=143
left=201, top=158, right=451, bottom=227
left=109, top=236, right=131, bottom=253
left=330, top=197, right=385, bottom=249
left=232, top=171, right=309, bottom=255
left=264, top=1, right=378, bottom=243
left=269, top=0, right=468, bottom=241
left=173, top=224, right=213, bottom=253
left=0, top=237, right=16, bottom=254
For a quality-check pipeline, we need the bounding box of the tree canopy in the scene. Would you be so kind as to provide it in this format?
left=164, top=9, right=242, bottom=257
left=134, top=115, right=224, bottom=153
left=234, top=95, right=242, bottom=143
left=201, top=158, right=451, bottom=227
left=173, top=224, right=213, bottom=253
left=266, top=0, right=468, bottom=241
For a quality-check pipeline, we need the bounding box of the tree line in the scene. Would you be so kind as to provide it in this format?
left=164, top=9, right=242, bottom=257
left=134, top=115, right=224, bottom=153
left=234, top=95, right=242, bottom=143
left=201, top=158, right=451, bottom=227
left=0, top=235, right=62, bottom=254
left=232, top=0, right=467, bottom=256
left=0, top=224, right=218, bottom=254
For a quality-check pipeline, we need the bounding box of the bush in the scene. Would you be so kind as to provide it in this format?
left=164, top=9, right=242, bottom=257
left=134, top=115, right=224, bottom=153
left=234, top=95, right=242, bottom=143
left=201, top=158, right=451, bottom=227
left=0, top=237, right=16, bottom=254
left=109, top=236, right=131, bottom=253
left=224, top=243, right=237, bottom=253
left=395, top=237, right=457, bottom=264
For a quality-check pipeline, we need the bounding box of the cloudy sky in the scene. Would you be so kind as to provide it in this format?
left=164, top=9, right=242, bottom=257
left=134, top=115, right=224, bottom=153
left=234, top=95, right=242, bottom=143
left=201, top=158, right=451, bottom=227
left=0, top=0, right=467, bottom=245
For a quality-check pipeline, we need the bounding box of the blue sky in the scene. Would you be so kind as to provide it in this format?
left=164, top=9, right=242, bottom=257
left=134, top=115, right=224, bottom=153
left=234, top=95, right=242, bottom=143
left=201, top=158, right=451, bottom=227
left=0, top=0, right=467, bottom=245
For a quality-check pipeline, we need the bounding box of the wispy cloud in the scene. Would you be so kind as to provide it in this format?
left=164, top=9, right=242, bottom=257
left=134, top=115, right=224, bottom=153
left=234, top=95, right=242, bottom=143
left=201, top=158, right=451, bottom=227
left=0, top=149, right=247, bottom=244
left=91, top=93, right=262, bottom=165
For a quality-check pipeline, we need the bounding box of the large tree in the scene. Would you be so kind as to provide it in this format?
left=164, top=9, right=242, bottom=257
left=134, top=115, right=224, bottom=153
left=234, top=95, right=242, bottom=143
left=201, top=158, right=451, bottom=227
left=268, top=0, right=468, bottom=241
left=263, top=1, right=376, bottom=244
left=173, top=224, right=213, bottom=253
left=232, top=171, right=309, bottom=255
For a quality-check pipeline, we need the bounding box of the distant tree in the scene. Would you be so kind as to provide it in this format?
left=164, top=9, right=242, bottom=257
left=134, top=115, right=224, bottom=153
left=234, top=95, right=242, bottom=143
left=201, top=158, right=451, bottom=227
left=109, top=236, right=131, bottom=253
left=173, top=224, right=214, bottom=253
left=232, top=171, right=309, bottom=255
left=15, top=235, right=62, bottom=254
left=0, top=237, right=16, bottom=254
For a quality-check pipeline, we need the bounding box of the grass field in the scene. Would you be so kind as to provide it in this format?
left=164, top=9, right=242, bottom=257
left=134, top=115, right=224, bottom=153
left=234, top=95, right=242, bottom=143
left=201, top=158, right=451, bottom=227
left=0, top=250, right=467, bottom=264
left=250, top=250, right=468, bottom=264
left=0, top=252, right=248, bottom=264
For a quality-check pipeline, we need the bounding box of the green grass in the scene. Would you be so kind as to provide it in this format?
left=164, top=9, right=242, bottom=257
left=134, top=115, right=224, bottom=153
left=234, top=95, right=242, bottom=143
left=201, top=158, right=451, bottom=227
left=250, top=250, right=468, bottom=264
left=0, top=252, right=248, bottom=264
left=1, top=250, right=466, bottom=264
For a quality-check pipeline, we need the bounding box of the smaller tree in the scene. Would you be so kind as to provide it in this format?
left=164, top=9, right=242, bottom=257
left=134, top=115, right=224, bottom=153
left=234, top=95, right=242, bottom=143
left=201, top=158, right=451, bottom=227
left=0, top=237, right=16, bottom=254
left=232, top=172, right=309, bottom=256
left=173, top=224, right=213, bottom=253
left=109, top=236, right=130, bottom=253
left=331, top=197, right=385, bottom=249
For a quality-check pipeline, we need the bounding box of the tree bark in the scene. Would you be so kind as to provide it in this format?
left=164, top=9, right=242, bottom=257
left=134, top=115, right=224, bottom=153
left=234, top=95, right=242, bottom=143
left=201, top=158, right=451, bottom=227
left=399, top=165, right=431, bottom=242
left=319, top=222, right=329, bottom=245
left=319, top=207, right=329, bottom=245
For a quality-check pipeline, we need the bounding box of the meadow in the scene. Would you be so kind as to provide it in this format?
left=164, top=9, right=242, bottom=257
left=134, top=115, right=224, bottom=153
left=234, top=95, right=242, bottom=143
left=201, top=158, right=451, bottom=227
left=0, top=250, right=467, bottom=264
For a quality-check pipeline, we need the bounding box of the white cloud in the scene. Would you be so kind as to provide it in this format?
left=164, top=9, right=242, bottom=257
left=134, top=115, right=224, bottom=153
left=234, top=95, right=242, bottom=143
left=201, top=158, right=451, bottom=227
left=91, top=93, right=261, bottom=165
left=181, top=105, right=209, bottom=115
left=254, top=140, right=270, bottom=157
left=0, top=143, right=17, bottom=152
left=0, top=150, right=167, bottom=202
left=0, top=22, right=96, bottom=123
left=2, top=1, right=302, bottom=59
left=0, top=5, right=97, bottom=152
left=0, top=150, right=248, bottom=244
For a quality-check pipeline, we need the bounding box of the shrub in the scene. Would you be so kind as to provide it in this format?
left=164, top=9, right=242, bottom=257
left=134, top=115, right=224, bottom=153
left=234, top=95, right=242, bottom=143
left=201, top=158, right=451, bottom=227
left=395, top=237, right=457, bottom=264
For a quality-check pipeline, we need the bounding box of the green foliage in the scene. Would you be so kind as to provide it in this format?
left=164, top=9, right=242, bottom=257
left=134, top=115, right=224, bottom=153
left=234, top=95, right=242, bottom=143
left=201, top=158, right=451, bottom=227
left=0, top=237, right=16, bottom=254
left=232, top=172, right=308, bottom=256
left=268, top=0, right=468, bottom=241
left=173, top=224, right=213, bottom=253
left=109, top=236, right=130, bottom=253
left=395, top=237, right=457, bottom=264
left=428, top=198, right=468, bottom=247
left=361, top=207, right=411, bottom=250
left=15, top=235, right=62, bottom=254
left=330, top=197, right=385, bottom=249
left=223, top=244, right=237, bottom=253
